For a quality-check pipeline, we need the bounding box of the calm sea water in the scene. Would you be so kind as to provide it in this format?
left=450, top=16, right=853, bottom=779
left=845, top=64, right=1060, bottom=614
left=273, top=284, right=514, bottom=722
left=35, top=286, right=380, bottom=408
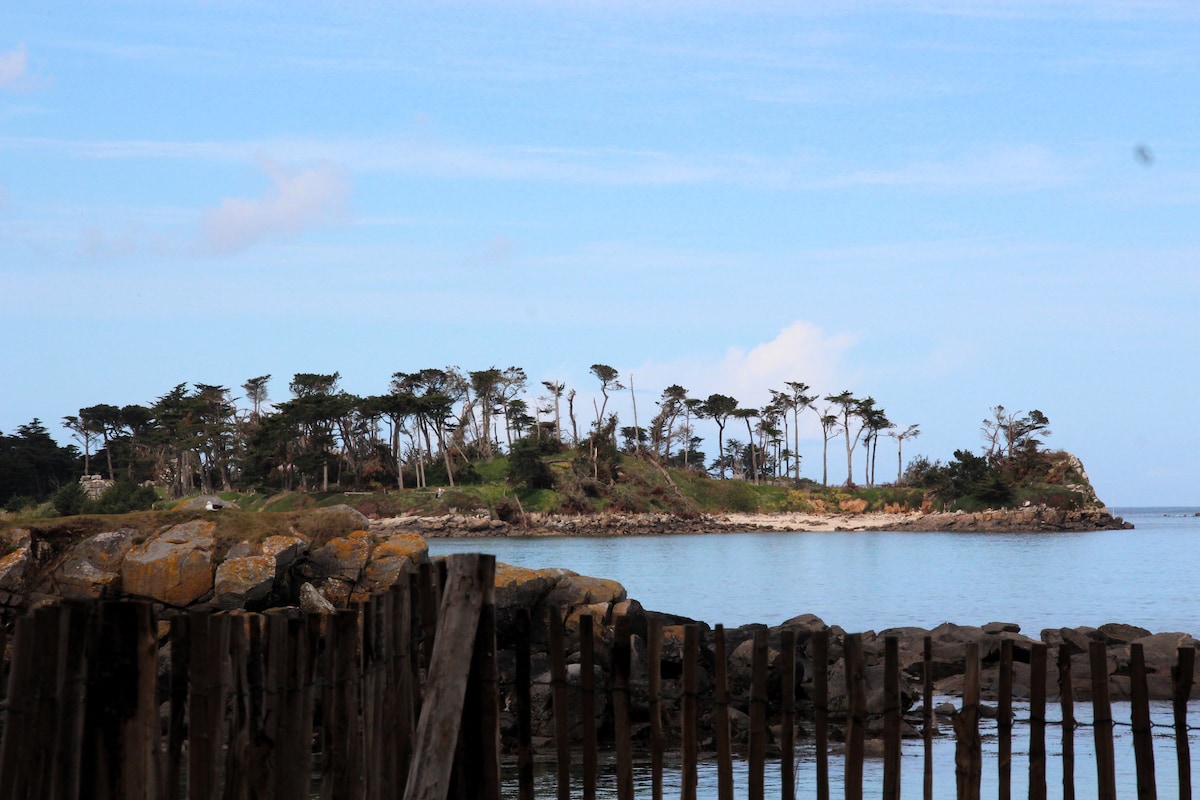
left=427, top=507, right=1200, bottom=636
left=427, top=507, right=1200, bottom=798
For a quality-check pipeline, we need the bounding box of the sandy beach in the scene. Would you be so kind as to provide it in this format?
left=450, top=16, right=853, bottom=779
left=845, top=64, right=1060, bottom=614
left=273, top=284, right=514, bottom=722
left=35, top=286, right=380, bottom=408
left=710, top=510, right=919, bottom=532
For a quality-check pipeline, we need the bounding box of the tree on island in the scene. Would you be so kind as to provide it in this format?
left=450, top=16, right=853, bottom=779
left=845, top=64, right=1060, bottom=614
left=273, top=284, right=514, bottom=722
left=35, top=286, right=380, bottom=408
left=701, top=394, right=738, bottom=479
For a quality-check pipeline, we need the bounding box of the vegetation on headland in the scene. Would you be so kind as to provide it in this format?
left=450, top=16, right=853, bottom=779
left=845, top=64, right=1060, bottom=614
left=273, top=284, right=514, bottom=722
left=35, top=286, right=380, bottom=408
left=0, top=365, right=1104, bottom=530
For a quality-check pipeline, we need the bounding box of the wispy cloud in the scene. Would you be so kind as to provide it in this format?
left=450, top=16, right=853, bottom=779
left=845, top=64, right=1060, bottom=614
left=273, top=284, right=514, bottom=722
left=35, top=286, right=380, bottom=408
left=821, top=145, right=1073, bottom=191
left=199, top=157, right=350, bottom=256
left=3, top=134, right=1077, bottom=193
left=0, top=44, right=29, bottom=89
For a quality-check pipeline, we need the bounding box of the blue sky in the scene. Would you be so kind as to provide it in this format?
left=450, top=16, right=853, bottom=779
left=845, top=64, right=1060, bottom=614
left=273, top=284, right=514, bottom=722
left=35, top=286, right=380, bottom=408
left=2, top=1, right=1198, bottom=505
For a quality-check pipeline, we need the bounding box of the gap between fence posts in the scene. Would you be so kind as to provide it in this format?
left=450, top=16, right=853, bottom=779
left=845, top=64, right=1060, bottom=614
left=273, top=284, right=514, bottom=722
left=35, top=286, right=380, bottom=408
left=514, top=608, right=534, bottom=800
left=549, top=606, right=571, bottom=800
left=682, top=623, right=701, bottom=800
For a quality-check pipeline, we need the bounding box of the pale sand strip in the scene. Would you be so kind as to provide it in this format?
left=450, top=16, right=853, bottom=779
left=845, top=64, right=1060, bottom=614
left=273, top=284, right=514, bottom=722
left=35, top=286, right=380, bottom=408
left=712, top=511, right=920, bottom=531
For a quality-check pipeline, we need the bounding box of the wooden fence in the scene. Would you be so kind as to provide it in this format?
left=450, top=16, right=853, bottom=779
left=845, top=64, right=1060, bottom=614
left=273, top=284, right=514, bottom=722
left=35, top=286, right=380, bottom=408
left=0, top=552, right=1195, bottom=800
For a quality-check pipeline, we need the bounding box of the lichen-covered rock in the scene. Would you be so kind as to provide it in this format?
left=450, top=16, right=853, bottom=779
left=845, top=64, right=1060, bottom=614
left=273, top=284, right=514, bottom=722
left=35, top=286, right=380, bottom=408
left=56, top=557, right=121, bottom=600
left=214, top=555, right=276, bottom=609
left=120, top=519, right=215, bottom=606
left=74, top=529, right=137, bottom=571
left=546, top=574, right=626, bottom=612
left=355, top=533, right=428, bottom=600
left=0, top=533, right=33, bottom=608
left=297, top=529, right=372, bottom=607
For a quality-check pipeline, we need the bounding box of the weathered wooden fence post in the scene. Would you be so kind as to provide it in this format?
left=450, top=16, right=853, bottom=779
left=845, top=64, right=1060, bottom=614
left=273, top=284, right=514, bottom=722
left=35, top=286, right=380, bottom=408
left=998, top=639, right=1013, bottom=800
left=1028, top=643, right=1047, bottom=800
left=781, top=630, right=797, bottom=800
left=460, top=555, right=500, bottom=800
left=582, top=613, right=600, bottom=800
left=1058, top=644, right=1075, bottom=800
left=1129, top=642, right=1157, bottom=800
left=812, top=629, right=831, bottom=800
left=188, top=610, right=230, bottom=800
left=844, top=633, right=866, bottom=800
left=612, top=614, right=635, bottom=800
left=749, top=627, right=768, bottom=800
left=1172, top=646, right=1194, bottom=800
left=923, top=635, right=933, bottom=800
left=952, top=641, right=980, bottom=800
left=883, top=636, right=901, bottom=800
left=165, top=613, right=190, bottom=800
left=85, top=601, right=160, bottom=800
left=1088, top=640, right=1117, bottom=800
left=403, top=553, right=492, bottom=800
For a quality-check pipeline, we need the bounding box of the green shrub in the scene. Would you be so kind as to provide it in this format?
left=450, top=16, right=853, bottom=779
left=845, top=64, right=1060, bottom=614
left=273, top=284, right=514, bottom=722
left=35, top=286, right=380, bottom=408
left=52, top=482, right=88, bottom=516
left=93, top=480, right=159, bottom=514
left=3, top=495, right=35, bottom=514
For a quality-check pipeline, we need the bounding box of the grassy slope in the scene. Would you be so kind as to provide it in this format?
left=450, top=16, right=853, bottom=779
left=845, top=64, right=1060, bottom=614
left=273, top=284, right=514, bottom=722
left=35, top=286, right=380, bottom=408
left=0, top=448, right=1102, bottom=544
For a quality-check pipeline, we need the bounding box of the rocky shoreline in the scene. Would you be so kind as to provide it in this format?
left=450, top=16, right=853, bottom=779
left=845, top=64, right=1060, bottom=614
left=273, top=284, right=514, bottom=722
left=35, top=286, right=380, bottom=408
left=0, top=503, right=1189, bottom=753
left=370, top=505, right=1132, bottom=537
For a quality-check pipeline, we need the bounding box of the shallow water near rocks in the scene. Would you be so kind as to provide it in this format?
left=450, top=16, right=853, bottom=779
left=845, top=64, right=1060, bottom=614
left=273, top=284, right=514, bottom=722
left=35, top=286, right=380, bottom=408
left=428, top=506, right=1200, bottom=798
left=428, top=507, right=1200, bottom=635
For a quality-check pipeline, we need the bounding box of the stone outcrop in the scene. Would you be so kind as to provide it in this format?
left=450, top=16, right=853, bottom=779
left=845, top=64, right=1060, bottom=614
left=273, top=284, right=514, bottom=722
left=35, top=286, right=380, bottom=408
left=0, top=516, right=429, bottom=616
left=121, top=519, right=216, bottom=606
left=885, top=506, right=1131, bottom=532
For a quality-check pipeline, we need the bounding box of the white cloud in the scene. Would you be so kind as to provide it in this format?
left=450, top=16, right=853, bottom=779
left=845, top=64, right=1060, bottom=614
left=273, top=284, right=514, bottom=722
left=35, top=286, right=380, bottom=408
left=200, top=158, right=350, bottom=255
left=0, top=44, right=28, bottom=89
left=632, top=321, right=860, bottom=420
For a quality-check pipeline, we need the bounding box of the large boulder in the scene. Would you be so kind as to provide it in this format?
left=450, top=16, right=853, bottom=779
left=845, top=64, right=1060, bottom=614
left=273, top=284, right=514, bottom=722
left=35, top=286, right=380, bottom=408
left=52, top=528, right=139, bottom=601
left=214, top=555, right=276, bottom=609
left=120, top=520, right=216, bottom=606
left=0, top=529, right=33, bottom=607
left=354, top=533, right=429, bottom=601
left=296, top=529, right=373, bottom=607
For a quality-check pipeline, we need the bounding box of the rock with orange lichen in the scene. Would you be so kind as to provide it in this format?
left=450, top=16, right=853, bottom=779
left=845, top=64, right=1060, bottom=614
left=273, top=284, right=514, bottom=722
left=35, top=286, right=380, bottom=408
left=354, top=532, right=429, bottom=601
left=296, top=529, right=372, bottom=607
left=214, top=555, right=276, bottom=609
left=120, top=519, right=216, bottom=606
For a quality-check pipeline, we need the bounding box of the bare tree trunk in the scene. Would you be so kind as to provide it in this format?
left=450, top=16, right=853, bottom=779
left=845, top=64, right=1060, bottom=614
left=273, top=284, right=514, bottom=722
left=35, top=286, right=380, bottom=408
left=629, top=375, right=640, bottom=456
left=568, top=390, right=578, bottom=445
